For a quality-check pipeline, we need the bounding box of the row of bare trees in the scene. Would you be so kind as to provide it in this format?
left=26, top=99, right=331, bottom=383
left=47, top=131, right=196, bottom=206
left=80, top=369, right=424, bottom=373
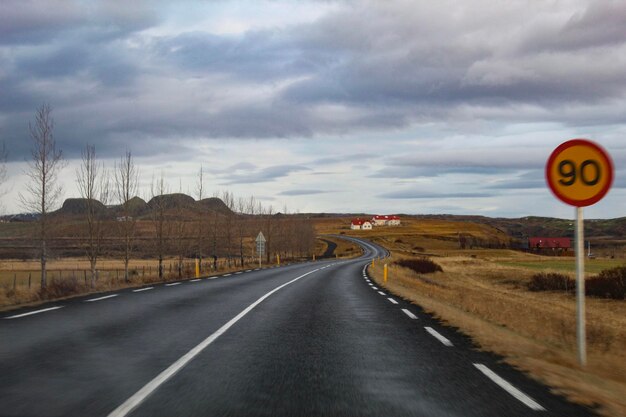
left=10, top=104, right=316, bottom=290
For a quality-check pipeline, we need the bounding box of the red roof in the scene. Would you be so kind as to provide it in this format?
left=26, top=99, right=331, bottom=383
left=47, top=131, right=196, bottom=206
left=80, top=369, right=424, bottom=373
left=373, top=215, right=400, bottom=220
left=351, top=219, right=370, bottom=226
left=529, top=237, right=571, bottom=249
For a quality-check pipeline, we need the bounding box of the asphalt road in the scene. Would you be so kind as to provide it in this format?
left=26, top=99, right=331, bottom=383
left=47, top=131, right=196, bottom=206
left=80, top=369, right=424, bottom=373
left=0, top=238, right=595, bottom=417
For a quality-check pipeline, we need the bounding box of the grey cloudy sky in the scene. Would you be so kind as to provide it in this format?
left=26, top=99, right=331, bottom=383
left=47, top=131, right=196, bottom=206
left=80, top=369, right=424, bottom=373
left=1, top=0, right=625, bottom=218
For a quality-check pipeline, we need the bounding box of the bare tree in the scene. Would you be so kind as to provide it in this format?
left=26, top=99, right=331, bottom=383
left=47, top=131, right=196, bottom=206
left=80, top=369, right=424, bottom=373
left=150, top=172, right=168, bottom=279
left=19, top=104, right=65, bottom=290
left=0, top=141, right=8, bottom=211
left=114, top=150, right=139, bottom=282
left=195, top=166, right=206, bottom=272
left=76, top=144, right=109, bottom=287
left=222, top=190, right=235, bottom=267
left=235, top=196, right=249, bottom=267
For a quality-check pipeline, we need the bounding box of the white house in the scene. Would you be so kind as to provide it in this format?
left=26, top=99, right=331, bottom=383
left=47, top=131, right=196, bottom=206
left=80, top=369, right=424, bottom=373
left=372, top=215, right=401, bottom=226
left=351, top=218, right=373, bottom=230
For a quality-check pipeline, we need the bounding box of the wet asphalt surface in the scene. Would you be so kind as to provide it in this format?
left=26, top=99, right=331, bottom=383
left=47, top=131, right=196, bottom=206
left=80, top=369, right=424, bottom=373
left=0, top=239, right=596, bottom=417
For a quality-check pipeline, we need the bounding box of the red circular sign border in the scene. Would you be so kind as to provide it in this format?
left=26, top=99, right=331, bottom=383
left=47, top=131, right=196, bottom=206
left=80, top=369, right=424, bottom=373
left=545, top=138, right=614, bottom=207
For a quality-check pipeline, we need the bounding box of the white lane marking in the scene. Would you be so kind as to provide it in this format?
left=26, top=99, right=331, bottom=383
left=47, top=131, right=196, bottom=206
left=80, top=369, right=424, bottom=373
left=207, top=276, right=218, bottom=280
left=402, top=309, right=418, bottom=319
left=377, top=291, right=386, bottom=296
left=223, top=274, right=232, bottom=277
left=388, top=298, right=398, bottom=304
left=4, top=306, right=64, bottom=319
left=473, top=364, right=546, bottom=411
left=85, top=294, right=118, bottom=302
left=246, top=270, right=252, bottom=272
left=133, top=287, right=154, bottom=293
left=190, top=279, right=201, bottom=282
left=372, top=286, right=378, bottom=290
left=165, top=283, right=181, bottom=287
left=425, top=327, right=453, bottom=347
left=235, top=272, right=242, bottom=275
left=107, top=267, right=321, bottom=417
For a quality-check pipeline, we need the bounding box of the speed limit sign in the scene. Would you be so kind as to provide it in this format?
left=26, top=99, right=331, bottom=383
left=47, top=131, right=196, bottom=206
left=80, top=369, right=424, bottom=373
left=545, top=138, right=613, bottom=367
left=546, top=139, right=613, bottom=207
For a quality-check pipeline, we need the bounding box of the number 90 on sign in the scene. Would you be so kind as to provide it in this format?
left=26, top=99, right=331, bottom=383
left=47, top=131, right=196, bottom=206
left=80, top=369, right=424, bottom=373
left=546, top=139, right=613, bottom=207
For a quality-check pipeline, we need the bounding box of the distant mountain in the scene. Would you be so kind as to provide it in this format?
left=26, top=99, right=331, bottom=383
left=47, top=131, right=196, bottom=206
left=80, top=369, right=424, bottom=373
left=413, top=214, right=626, bottom=239
left=196, top=197, right=232, bottom=215
left=6, top=194, right=234, bottom=220
left=147, top=193, right=195, bottom=211
left=55, top=198, right=108, bottom=216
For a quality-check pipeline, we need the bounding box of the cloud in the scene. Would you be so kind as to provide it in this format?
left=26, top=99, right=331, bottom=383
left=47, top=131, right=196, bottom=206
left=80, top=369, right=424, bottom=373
left=379, top=190, right=495, bottom=199
left=278, top=189, right=329, bottom=196
left=219, top=164, right=311, bottom=185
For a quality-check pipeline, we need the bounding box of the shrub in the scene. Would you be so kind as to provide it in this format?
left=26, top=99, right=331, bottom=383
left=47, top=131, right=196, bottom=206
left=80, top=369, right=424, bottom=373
left=395, top=258, right=443, bottom=274
left=40, top=276, right=83, bottom=299
left=527, top=272, right=574, bottom=293
left=587, top=267, right=626, bottom=300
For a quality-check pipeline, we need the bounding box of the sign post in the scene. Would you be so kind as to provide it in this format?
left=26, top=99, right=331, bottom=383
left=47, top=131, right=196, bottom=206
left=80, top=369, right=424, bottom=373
left=546, top=139, right=613, bottom=366
left=256, top=232, right=266, bottom=268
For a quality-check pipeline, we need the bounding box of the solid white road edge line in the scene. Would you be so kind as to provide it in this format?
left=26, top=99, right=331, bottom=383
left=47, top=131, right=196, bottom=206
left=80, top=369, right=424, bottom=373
left=401, top=309, right=418, bottom=319
left=85, top=294, right=118, bottom=302
left=133, top=287, right=154, bottom=293
left=424, top=327, right=453, bottom=347
left=473, top=363, right=546, bottom=411
left=107, top=267, right=321, bottom=417
left=4, top=306, right=64, bottom=319
left=388, top=298, right=398, bottom=304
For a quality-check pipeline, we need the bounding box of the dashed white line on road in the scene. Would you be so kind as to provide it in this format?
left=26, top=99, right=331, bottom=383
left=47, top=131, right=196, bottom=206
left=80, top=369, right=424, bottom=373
left=165, top=283, right=181, bottom=287
left=133, top=287, right=154, bottom=293
left=85, top=294, right=119, bottom=302
left=377, top=291, right=386, bottom=296
left=425, top=327, right=453, bottom=347
left=473, top=364, right=545, bottom=411
left=223, top=274, right=232, bottom=277
left=402, top=309, right=418, bottom=319
left=190, top=279, right=201, bottom=282
left=4, top=306, right=64, bottom=319
left=235, top=272, right=242, bottom=275
left=372, top=286, right=378, bottom=290
left=388, top=298, right=398, bottom=304
left=246, top=270, right=252, bottom=272
left=107, top=267, right=322, bottom=417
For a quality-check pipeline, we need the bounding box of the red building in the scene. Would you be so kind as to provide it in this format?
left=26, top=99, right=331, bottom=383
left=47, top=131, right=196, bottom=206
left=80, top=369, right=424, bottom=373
left=528, top=237, right=571, bottom=253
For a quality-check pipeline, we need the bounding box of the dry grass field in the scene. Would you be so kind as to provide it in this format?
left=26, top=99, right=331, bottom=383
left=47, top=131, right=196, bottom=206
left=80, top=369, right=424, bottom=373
left=0, top=236, right=362, bottom=310
left=334, top=216, right=626, bottom=417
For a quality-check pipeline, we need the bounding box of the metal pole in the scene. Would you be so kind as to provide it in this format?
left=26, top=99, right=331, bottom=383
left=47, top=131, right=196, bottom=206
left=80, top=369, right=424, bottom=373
left=575, top=206, right=586, bottom=366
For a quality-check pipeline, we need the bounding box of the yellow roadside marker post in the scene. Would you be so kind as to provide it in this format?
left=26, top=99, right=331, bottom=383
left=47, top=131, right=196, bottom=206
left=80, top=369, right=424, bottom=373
left=195, top=259, right=200, bottom=278
left=276, top=253, right=280, bottom=266
left=313, top=254, right=316, bottom=261
left=371, top=259, right=375, bottom=268
left=384, top=264, right=388, bottom=283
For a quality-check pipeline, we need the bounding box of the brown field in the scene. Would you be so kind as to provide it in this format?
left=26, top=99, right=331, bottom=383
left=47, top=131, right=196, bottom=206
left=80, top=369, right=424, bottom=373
left=342, top=216, right=626, bottom=417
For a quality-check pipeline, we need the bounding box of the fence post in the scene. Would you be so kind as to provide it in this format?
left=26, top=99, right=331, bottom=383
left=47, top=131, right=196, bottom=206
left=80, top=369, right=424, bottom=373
left=29, top=273, right=32, bottom=289
left=13, top=273, right=16, bottom=290
left=384, top=263, right=388, bottom=283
